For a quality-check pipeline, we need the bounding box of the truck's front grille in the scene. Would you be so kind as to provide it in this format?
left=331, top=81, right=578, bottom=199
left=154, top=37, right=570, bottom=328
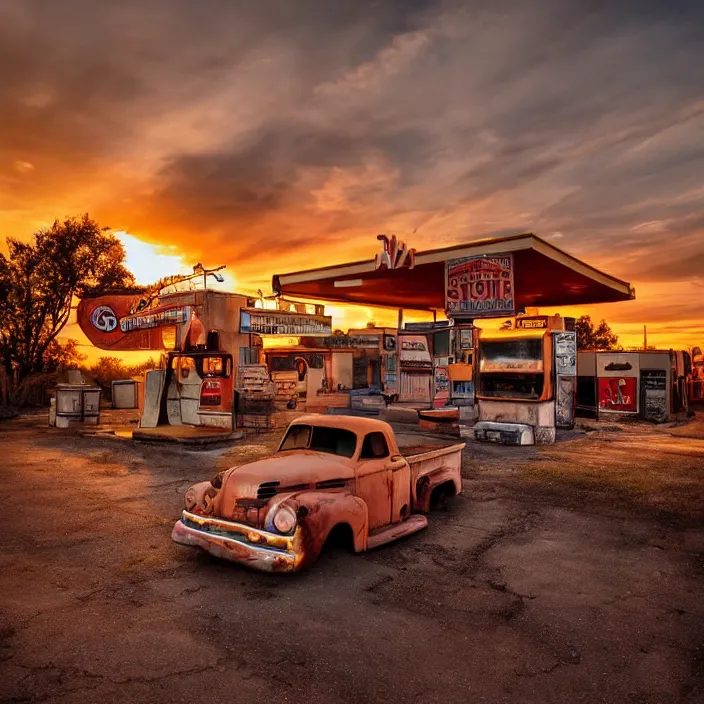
left=256, top=481, right=310, bottom=499
left=257, top=481, right=280, bottom=499
left=235, top=498, right=269, bottom=508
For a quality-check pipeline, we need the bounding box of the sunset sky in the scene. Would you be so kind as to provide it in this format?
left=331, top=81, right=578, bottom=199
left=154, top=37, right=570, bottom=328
left=1, top=0, right=703, bottom=360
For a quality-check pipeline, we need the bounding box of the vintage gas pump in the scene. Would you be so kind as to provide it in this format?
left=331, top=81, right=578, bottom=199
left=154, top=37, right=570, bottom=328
left=141, top=328, right=236, bottom=430
left=552, top=328, right=577, bottom=429
left=381, top=331, right=399, bottom=398
left=447, top=323, right=476, bottom=418
left=474, top=314, right=575, bottom=445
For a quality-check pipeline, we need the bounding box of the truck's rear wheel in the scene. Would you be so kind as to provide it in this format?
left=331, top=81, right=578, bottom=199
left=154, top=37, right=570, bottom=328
left=430, top=481, right=457, bottom=511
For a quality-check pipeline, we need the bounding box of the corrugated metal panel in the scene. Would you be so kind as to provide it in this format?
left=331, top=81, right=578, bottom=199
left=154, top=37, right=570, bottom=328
left=399, top=373, right=431, bottom=403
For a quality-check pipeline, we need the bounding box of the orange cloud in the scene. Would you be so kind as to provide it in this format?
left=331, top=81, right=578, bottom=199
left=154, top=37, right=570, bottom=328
left=0, top=0, right=702, bottom=360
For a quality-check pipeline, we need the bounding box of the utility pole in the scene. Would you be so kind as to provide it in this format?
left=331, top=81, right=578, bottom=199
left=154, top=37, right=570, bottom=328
left=644, top=324, right=647, bottom=350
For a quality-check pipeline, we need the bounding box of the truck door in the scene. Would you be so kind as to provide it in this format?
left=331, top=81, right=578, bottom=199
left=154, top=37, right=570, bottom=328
left=356, top=431, right=411, bottom=529
left=388, top=448, right=411, bottom=524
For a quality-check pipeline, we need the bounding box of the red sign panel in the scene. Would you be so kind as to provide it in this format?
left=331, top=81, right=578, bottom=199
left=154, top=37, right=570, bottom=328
left=446, top=254, right=515, bottom=317
left=598, top=377, right=637, bottom=413
left=77, top=295, right=188, bottom=351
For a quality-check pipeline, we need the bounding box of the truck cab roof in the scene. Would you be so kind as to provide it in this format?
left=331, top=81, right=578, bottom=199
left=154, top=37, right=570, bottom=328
left=291, top=414, right=394, bottom=436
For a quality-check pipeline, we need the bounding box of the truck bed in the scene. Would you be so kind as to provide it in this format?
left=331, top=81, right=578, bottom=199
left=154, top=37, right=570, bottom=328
left=396, top=433, right=465, bottom=508
left=395, top=433, right=466, bottom=462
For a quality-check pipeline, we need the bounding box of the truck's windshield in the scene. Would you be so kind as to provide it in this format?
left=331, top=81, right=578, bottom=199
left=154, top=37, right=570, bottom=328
left=279, top=425, right=357, bottom=458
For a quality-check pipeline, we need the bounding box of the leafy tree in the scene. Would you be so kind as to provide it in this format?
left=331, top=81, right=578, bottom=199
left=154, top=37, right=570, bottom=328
left=88, top=357, right=129, bottom=393
left=86, top=356, right=159, bottom=399
left=575, top=315, right=620, bottom=350
left=0, top=215, right=134, bottom=383
left=43, top=339, right=87, bottom=372
left=129, top=357, right=159, bottom=376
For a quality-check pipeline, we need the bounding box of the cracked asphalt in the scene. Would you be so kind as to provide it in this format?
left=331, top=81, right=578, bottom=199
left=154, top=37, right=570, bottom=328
left=1, top=412, right=703, bottom=703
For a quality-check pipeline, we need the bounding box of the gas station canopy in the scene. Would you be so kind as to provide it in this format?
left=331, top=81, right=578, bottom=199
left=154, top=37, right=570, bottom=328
left=273, top=233, right=634, bottom=312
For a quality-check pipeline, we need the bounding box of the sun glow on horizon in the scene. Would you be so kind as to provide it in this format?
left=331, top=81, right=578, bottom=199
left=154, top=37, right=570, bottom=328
left=107, top=232, right=700, bottom=354
left=115, top=231, right=191, bottom=286
left=115, top=231, right=238, bottom=292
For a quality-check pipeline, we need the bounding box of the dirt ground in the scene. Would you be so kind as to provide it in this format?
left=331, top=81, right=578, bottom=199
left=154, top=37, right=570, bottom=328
left=1, top=411, right=703, bottom=704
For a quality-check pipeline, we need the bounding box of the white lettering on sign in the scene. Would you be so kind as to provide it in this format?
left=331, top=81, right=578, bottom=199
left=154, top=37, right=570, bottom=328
left=240, top=310, right=332, bottom=336
left=446, top=254, right=515, bottom=317
left=374, top=234, right=416, bottom=270
left=120, top=306, right=190, bottom=333
left=401, top=339, right=426, bottom=351
left=90, top=306, right=118, bottom=333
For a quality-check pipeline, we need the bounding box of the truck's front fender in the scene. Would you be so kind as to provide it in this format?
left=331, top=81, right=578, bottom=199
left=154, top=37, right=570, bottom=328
left=184, top=480, right=219, bottom=515
left=284, top=491, right=369, bottom=564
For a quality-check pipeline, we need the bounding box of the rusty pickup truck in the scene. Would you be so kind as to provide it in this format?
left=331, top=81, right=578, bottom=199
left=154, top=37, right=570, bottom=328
left=172, top=414, right=464, bottom=572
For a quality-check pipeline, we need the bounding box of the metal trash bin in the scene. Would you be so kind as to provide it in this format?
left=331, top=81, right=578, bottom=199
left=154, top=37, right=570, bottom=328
left=82, top=387, right=102, bottom=425
left=54, top=384, right=102, bottom=427
left=112, top=379, right=138, bottom=409
left=55, top=385, right=83, bottom=428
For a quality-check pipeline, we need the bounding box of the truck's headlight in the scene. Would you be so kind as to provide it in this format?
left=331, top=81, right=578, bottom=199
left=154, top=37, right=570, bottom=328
left=272, top=505, right=297, bottom=534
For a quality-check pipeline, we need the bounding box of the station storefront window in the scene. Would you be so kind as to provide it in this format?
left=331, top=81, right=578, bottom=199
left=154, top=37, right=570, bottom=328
left=479, top=373, right=544, bottom=399
left=478, top=337, right=545, bottom=400
left=479, top=339, right=543, bottom=370
left=433, top=330, right=450, bottom=358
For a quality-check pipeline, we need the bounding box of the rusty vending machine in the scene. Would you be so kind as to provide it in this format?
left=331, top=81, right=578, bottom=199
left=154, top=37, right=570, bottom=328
left=474, top=314, right=576, bottom=444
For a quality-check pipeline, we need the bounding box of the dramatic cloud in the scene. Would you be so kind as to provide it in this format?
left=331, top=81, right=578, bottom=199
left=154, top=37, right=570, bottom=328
left=1, top=0, right=703, bottom=348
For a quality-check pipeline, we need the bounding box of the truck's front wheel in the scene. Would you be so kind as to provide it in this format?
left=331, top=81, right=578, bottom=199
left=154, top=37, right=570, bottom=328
left=321, top=523, right=355, bottom=556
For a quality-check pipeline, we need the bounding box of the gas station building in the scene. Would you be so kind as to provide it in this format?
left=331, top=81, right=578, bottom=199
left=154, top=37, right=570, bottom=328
left=274, top=232, right=636, bottom=444
left=76, top=231, right=649, bottom=444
